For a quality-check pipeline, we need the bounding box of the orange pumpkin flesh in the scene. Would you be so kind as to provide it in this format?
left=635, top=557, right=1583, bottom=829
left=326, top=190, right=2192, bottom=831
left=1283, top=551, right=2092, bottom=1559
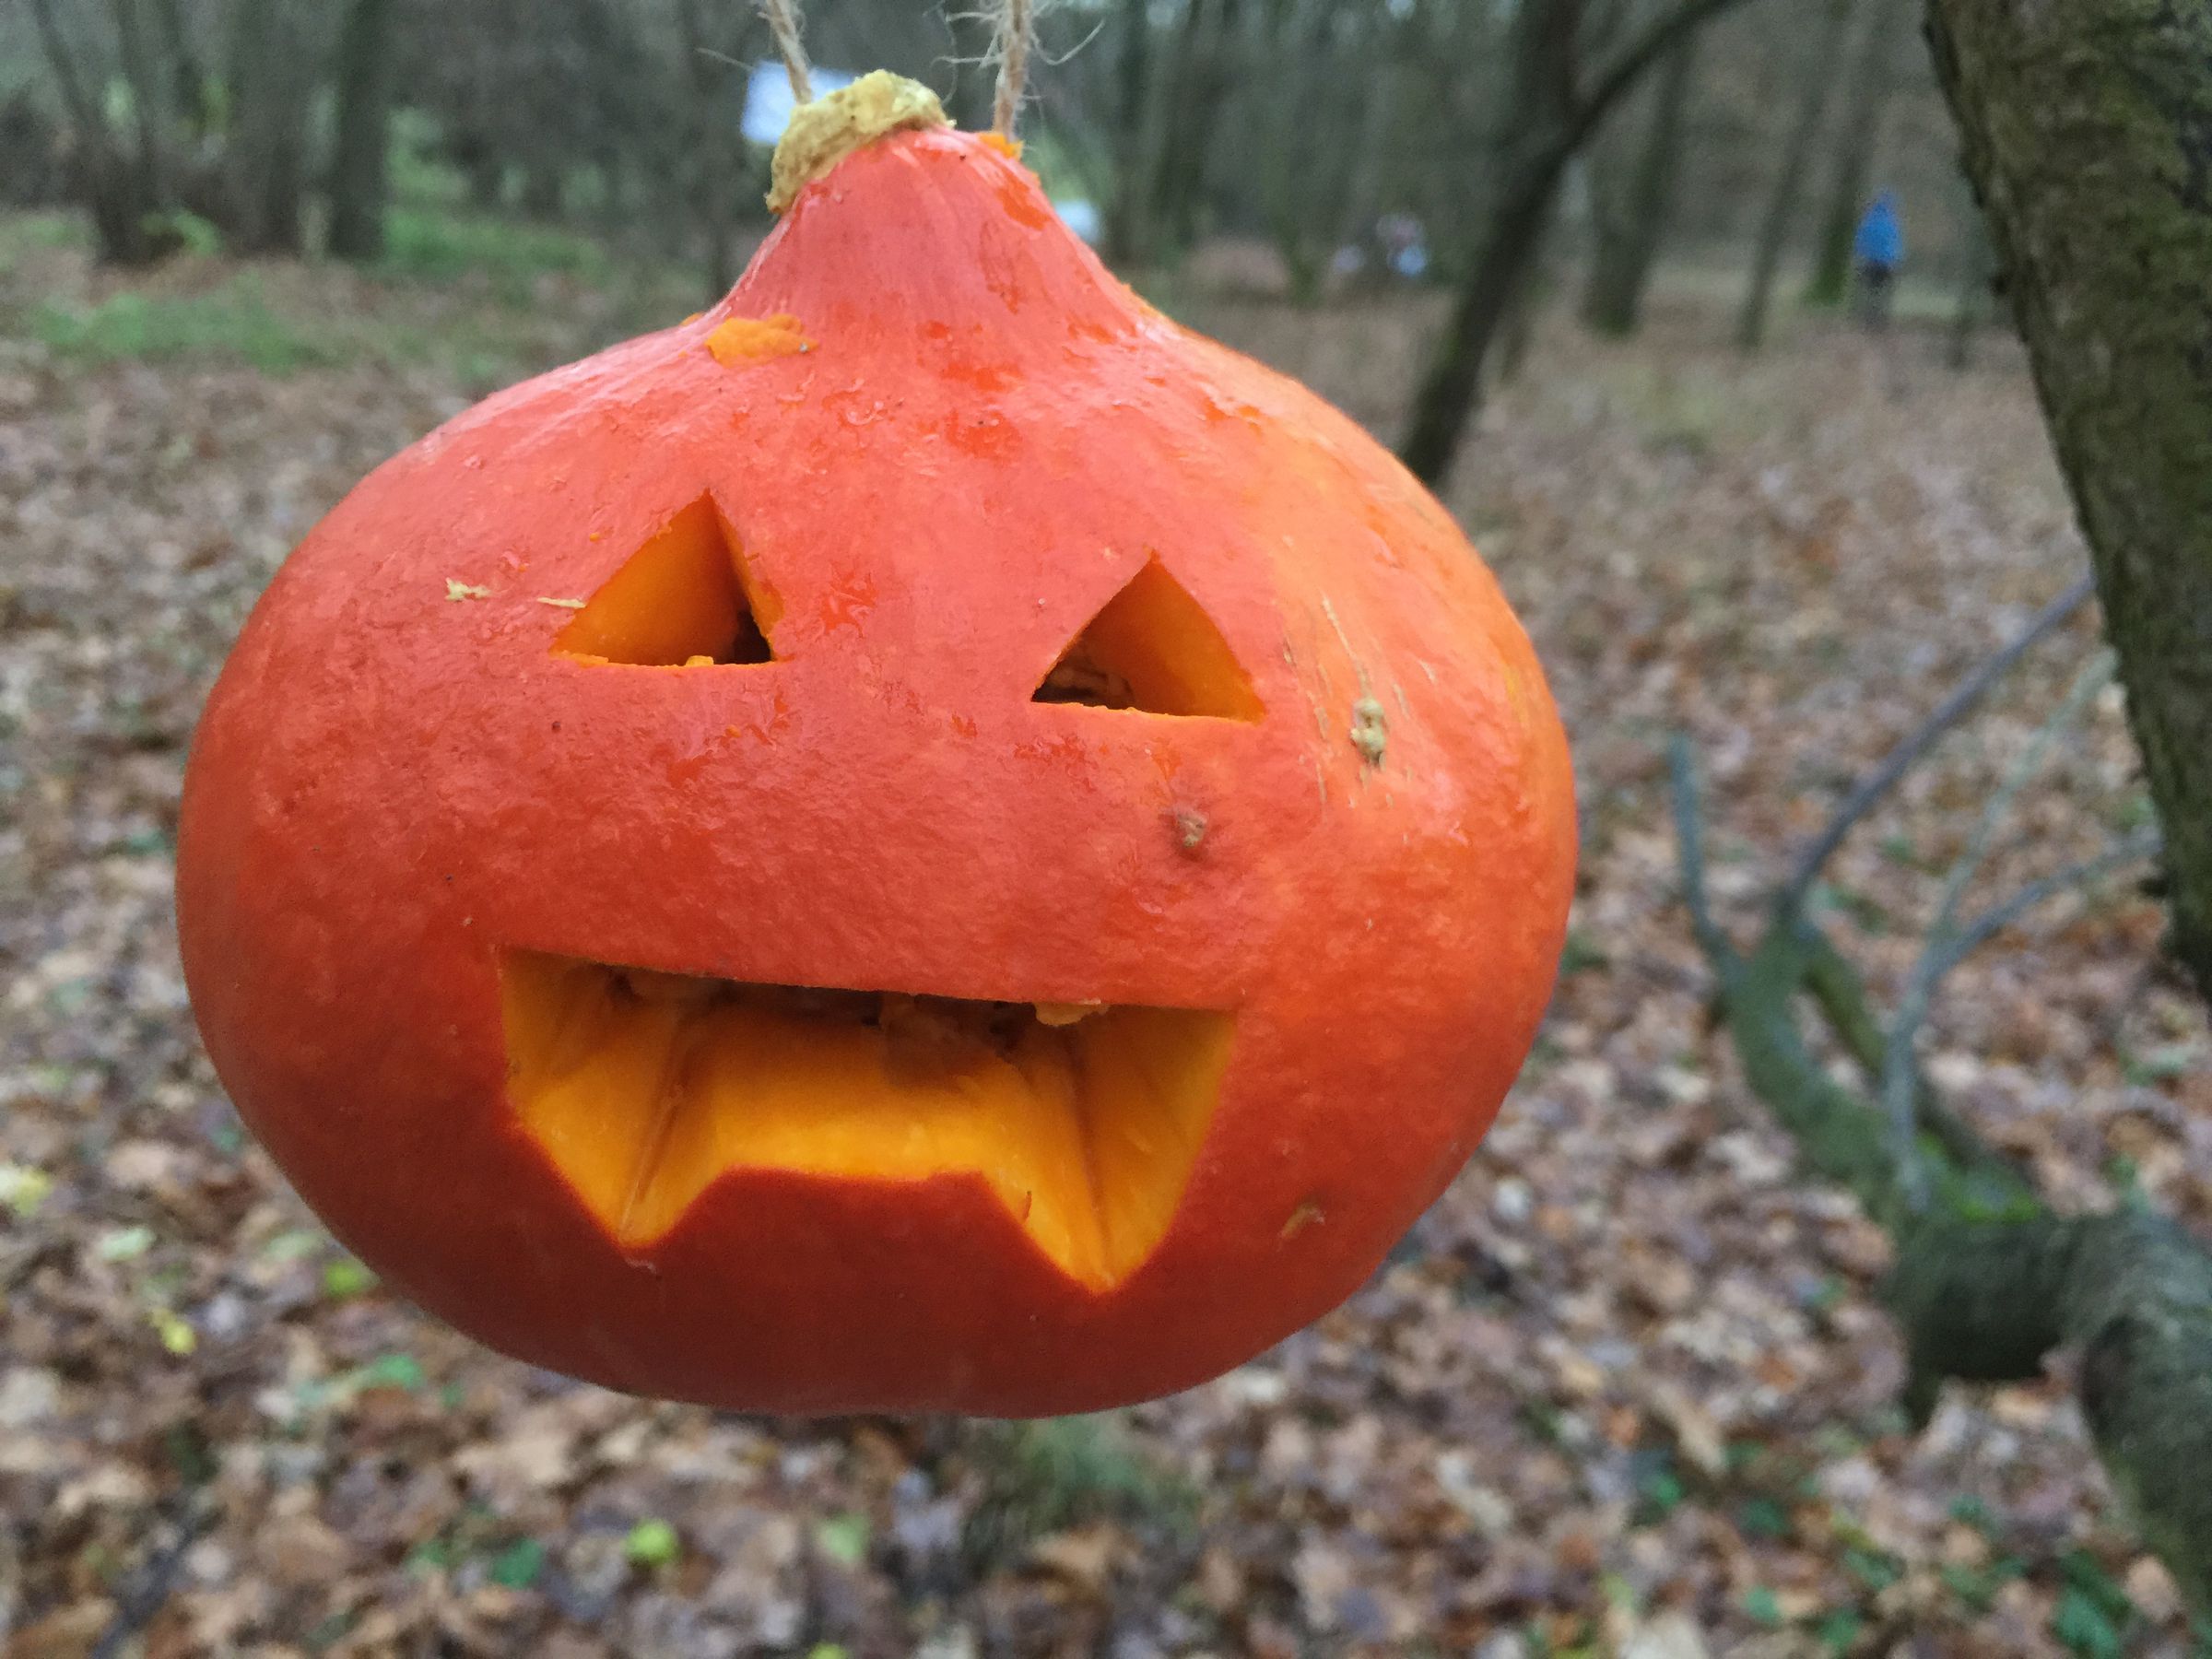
left=503, top=954, right=1231, bottom=1289
left=176, top=78, right=1577, bottom=1416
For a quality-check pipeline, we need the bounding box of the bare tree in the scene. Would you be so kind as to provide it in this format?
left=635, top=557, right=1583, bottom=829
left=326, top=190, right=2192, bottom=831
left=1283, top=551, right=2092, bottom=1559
left=1150, top=0, right=1243, bottom=258
left=1803, top=0, right=1914, bottom=308
left=1398, top=0, right=1764, bottom=488
left=29, top=0, right=133, bottom=263
left=1735, top=0, right=1857, bottom=352
left=225, top=0, right=317, bottom=254
left=1102, top=0, right=1155, bottom=265
left=1579, top=19, right=1703, bottom=335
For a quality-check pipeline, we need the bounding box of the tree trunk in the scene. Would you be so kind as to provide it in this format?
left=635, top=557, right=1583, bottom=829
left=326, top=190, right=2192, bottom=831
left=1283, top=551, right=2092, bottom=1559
left=327, top=0, right=395, bottom=261
left=149, top=0, right=209, bottom=132
left=1260, top=1, right=1352, bottom=304
left=1927, top=0, right=2212, bottom=1002
left=677, top=0, right=753, bottom=302
left=224, top=0, right=313, bottom=255
left=1804, top=0, right=1912, bottom=307
left=1735, top=0, right=1856, bottom=351
left=1150, top=0, right=1241, bottom=257
left=30, top=0, right=171, bottom=264
left=1396, top=0, right=1580, bottom=484
left=1398, top=0, right=1764, bottom=486
left=1580, top=26, right=1701, bottom=335
left=1103, top=0, right=1154, bottom=266
left=1333, top=0, right=1424, bottom=265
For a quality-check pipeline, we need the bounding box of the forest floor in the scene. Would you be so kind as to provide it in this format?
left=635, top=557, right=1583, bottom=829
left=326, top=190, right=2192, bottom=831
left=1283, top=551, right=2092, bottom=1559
left=4, top=213, right=2209, bottom=1659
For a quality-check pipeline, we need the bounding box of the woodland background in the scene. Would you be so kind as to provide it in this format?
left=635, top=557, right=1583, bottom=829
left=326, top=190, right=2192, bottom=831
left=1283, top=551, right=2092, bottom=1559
left=4, top=1, right=2210, bottom=1655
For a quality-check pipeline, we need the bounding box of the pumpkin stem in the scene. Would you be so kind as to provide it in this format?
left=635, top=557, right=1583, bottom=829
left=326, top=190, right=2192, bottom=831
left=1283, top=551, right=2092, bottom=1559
left=767, top=70, right=951, bottom=215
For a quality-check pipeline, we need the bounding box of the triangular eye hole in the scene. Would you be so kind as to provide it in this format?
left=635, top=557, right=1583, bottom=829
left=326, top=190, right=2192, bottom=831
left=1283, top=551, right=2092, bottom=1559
left=554, top=496, right=778, bottom=666
left=1033, top=556, right=1263, bottom=722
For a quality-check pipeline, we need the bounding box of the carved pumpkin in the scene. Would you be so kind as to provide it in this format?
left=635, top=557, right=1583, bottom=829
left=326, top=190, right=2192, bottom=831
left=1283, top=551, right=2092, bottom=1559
left=176, top=76, right=1576, bottom=1416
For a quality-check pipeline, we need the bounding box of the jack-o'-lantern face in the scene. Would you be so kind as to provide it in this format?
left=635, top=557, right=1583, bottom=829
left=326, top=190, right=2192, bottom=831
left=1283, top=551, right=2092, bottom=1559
left=176, top=77, right=1575, bottom=1416
left=505, top=494, right=1254, bottom=1291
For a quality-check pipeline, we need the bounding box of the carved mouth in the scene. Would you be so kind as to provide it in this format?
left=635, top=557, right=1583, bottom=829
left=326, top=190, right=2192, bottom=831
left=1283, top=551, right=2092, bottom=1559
left=500, top=953, right=1234, bottom=1289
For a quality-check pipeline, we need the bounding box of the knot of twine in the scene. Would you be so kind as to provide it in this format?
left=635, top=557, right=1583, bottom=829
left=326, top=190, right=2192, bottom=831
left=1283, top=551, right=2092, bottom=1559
left=757, top=0, right=1038, bottom=136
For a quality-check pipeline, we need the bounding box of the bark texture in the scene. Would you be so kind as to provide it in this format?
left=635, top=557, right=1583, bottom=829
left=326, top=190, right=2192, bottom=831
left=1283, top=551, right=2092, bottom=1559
left=1926, top=0, right=2212, bottom=1002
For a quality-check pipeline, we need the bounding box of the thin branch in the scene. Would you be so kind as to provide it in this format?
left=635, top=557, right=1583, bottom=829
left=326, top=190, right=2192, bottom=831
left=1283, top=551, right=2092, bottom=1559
left=1880, top=651, right=2116, bottom=1210
left=1927, top=831, right=2164, bottom=989
left=1667, top=733, right=1738, bottom=973
left=91, top=1497, right=216, bottom=1659
left=1776, top=573, right=2095, bottom=924
left=1561, top=0, right=1752, bottom=158
left=1799, top=931, right=2033, bottom=1193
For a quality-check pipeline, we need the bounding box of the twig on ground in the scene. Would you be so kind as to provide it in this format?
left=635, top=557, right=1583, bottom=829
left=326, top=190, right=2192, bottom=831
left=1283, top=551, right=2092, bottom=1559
left=1881, top=650, right=2115, bottom=1209
left=1775, top=573, right=2094, bottom=924
left=1666, top=733, right=1736, bottom=973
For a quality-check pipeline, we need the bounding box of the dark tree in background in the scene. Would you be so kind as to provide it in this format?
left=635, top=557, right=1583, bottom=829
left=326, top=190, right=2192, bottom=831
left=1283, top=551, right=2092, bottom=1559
left=1151, top=0, right=1244, bottom=259
left=1804, top=0, right=1914, bottom=307
left=1397, top=0, right=1762, bottom=488
left=1734, top=0, right=1855, bottom=351
left=328, top=0, right=397, bottom=263
left=224, top=0, right=316, bottom=254
left=1580, top=21, right=1703, bottom=335
left=29, top=0, right=177, bottom=264
left=676, top=0, right=759, bottom=300
left=1102, top=0, right=1154, bottom=266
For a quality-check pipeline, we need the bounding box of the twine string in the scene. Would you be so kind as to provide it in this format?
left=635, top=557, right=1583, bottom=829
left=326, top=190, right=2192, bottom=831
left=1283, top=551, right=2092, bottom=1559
left=992, top=0, right=1036, bottom=135
left=759, top=0, right=814, bottom=105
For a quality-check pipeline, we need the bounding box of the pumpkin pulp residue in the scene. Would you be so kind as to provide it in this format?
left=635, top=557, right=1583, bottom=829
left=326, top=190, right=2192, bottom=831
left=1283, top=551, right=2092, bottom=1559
left=705, top=313, right=814, bottom=366
left=501, top=953, right=1233, bottom=1290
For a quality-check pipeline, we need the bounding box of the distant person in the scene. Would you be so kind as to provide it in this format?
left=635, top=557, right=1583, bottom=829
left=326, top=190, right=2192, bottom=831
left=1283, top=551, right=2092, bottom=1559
left=1853, top=191, right=1905, bottom=327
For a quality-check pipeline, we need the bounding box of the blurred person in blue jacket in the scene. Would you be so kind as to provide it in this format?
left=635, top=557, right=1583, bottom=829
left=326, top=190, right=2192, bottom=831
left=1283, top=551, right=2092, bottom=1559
left=1853, top=191, right=1905, bottom=326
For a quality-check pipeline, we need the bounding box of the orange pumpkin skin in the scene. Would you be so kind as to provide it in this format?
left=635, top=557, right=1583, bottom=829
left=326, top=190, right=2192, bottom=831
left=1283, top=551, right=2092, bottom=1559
left=176, top=120, right=1576, bottom=1416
